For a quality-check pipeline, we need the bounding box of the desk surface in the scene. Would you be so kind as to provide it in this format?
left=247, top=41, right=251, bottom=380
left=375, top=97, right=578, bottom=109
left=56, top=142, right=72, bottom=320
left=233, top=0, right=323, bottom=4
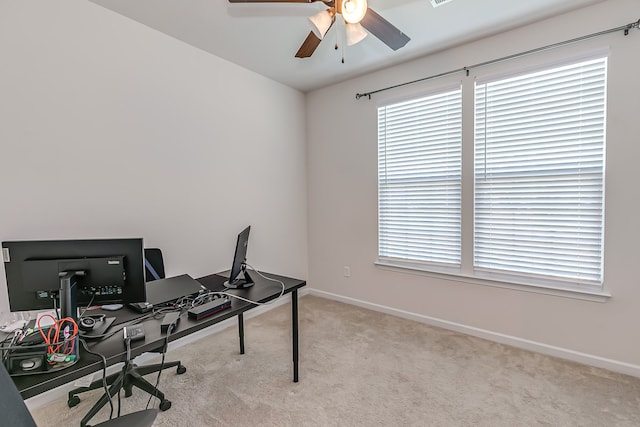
left=13, top=271, right=306, bottom=399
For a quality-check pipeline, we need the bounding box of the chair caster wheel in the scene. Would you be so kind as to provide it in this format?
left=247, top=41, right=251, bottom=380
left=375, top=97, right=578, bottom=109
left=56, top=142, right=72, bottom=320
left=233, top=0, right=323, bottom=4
left=177, top=365, right=186, bottom=375
left=68, top=395, right=81, bottom=408
left=159, top=399, right=171, bottom=411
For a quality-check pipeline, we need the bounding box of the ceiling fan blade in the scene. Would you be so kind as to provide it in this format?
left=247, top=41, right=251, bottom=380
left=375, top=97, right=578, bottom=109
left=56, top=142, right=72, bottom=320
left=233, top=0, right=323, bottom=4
left=295, top=19, right=334, bottom=58
left=360, top=8, right=410, bottom=51
left=295, top=32, right=322, bottom=58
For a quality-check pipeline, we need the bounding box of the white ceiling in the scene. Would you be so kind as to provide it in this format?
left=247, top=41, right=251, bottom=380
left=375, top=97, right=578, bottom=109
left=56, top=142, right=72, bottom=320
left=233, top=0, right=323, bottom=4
left=89, top=0, right=604, bottom=92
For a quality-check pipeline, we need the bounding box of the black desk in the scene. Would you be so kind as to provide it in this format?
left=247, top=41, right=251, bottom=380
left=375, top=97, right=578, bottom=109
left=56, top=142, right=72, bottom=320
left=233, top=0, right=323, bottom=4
left=13, top=271, right=306, bottom=399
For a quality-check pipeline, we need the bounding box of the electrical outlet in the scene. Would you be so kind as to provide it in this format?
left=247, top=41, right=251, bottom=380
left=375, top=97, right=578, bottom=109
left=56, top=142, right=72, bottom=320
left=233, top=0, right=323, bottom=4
left=343, top=266, right=351, bottom=277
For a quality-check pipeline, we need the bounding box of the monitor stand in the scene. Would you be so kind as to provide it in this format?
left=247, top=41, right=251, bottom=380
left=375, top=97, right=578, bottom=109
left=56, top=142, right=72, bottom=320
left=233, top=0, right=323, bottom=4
left=59, top=271, right=80, bottom=321
left=224, top=269, right=254, bottom=289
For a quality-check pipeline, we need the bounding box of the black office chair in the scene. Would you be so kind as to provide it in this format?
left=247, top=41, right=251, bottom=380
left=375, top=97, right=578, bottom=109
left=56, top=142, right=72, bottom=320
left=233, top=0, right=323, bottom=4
left=0, top=361, right=157, bottom=427
left=66, top=248, right=185, bottom=425
left=144, top=248, right=165, bottom=282
left=0, top=361, right=37, bottom=427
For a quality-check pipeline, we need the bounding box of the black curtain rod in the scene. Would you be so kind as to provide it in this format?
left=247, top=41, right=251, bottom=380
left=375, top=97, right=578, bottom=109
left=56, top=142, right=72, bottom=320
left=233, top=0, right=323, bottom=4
left=355, top=18, right=640, bottom=100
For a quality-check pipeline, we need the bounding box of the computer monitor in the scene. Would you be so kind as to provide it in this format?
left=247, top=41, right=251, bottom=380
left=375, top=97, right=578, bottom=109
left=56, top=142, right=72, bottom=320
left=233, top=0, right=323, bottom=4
left=1, top=238, right=146, bottom=319
left=224, top=226, right=253, bottom=289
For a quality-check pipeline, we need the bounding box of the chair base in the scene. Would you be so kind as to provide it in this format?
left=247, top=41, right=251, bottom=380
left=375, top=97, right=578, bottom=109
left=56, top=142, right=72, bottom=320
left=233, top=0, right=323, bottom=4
left=68, top=360, right=186, bottom=427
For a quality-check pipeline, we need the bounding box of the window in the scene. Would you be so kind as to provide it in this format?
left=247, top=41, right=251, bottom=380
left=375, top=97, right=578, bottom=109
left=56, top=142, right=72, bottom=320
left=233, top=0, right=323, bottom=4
left=474, top=57, right=607, bottom=287
left=376, top=56, right=607, bottom=293
left=378, top=87, right=462, bottom=268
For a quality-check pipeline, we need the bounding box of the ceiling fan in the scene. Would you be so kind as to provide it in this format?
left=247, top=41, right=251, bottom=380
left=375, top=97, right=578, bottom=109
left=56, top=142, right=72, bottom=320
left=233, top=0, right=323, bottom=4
left=228, top=0, right=410, bottom=58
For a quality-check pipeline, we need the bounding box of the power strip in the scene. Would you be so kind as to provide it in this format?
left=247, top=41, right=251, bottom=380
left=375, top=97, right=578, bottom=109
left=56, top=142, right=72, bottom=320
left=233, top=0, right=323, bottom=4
left=187, top=297, right=231, bottom=321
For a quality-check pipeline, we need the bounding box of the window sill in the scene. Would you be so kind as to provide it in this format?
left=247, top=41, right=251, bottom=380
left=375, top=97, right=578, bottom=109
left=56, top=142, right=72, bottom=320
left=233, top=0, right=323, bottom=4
left=374, top=260, right=611, bottom=303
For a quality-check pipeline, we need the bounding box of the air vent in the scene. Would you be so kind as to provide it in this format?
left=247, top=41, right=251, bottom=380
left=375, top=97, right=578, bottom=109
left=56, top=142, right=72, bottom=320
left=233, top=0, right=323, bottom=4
left=430, top=0, right=454, bottom=7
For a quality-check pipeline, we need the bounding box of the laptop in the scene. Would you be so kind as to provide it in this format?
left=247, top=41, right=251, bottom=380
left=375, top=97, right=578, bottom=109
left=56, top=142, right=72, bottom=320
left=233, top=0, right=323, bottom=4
left=144, top=274, right=206, bottom=306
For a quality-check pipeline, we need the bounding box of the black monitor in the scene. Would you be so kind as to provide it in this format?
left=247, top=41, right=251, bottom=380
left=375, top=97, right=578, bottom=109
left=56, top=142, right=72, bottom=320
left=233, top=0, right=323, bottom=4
left=1, top=238, right=146, bottom=319
left=224, top=226, right=253, bottom=289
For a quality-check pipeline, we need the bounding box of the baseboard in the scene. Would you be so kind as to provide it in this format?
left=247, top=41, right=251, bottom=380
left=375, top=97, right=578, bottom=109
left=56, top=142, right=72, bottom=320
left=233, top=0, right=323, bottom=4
left=308, top=289, right=640, bottom=379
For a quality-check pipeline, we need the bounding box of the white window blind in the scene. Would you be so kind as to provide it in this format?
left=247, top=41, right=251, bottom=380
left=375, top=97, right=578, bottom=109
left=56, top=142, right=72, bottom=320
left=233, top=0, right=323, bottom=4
left=378, top=88, right=462, bottom=267
left=474, top=57, right=607, bottom=286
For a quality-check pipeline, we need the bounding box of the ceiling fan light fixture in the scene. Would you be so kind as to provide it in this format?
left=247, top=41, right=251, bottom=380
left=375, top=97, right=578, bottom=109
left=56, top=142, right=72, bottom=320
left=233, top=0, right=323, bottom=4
left=341, top=0, right=367, bottom=24
left=345, top=22, right=367, bottom=46
left=308, top=8, right=335, bottom=39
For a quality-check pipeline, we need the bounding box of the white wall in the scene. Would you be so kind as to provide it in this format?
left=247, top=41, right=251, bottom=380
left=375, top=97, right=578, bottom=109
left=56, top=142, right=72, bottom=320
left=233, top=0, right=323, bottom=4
left=307, top=0, right=640, bottom=373
left=0, top=0, right=308, bottom=313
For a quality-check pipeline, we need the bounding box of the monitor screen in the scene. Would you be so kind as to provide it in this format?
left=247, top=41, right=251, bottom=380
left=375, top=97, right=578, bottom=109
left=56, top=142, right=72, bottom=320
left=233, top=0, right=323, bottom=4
left=225, top=226, right=253, bottom=289
left=1, top=238, right=146, bottom=313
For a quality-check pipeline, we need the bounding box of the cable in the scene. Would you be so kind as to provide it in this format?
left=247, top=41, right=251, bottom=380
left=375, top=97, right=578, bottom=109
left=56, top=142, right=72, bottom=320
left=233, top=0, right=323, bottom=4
left=245, top=263, right=286, bottom=300
left=120, top=337, right=133, bottom=418
left=190, top=264, right=286, bottom=308
left=78, top=294, right=96, bottom=319
left=125, top=337, right=131, bottom=366
left=147, top=267, right=286, bottom=312
left=52, top=297, right=59, bottom=320
left=79, top=338, right=114, bottom=420
left=78, top=310, right=158, bottom=341
left=145, top=323, right=173, bottom=410
left=36, top=315, right=78, bottom=364
left=1, top=331, right=22, bottom=363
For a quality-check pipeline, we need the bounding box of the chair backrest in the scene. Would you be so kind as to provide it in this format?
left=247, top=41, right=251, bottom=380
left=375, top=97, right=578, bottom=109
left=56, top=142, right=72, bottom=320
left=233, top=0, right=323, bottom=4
left=0, top=361, right=37, bottom=427
left=144, top=248, right=166, bottom=282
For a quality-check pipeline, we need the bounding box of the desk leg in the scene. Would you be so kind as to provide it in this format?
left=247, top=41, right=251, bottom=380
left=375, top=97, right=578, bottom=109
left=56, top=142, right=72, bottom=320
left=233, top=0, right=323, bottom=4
left=238, top=313, right=245, bottom=355
left=292, top=289, right=299, bottom=382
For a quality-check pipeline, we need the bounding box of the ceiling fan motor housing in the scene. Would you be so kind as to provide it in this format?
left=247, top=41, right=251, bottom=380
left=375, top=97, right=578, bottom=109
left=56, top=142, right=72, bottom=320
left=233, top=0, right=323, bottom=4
left=340, top=0, right=368, bottom=24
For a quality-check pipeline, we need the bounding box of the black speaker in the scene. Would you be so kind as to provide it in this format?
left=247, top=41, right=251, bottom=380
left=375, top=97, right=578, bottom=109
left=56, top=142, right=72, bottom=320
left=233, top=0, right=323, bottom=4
left=6, top=352, right=47, bottom=375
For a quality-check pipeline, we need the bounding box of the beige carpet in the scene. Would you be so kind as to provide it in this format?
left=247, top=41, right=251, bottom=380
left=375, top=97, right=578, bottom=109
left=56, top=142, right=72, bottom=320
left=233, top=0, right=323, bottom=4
left=30, top=295, right=640, bottom=426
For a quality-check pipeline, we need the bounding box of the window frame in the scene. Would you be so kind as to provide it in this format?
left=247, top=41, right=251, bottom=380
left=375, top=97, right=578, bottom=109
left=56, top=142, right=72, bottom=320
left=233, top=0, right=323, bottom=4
left=374, top=53, right=610, bottom=302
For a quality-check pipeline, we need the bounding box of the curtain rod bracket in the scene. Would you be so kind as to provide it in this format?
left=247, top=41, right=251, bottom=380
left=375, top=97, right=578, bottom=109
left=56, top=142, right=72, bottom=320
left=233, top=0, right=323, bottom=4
left=624, top=19, right=640, bottom=35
